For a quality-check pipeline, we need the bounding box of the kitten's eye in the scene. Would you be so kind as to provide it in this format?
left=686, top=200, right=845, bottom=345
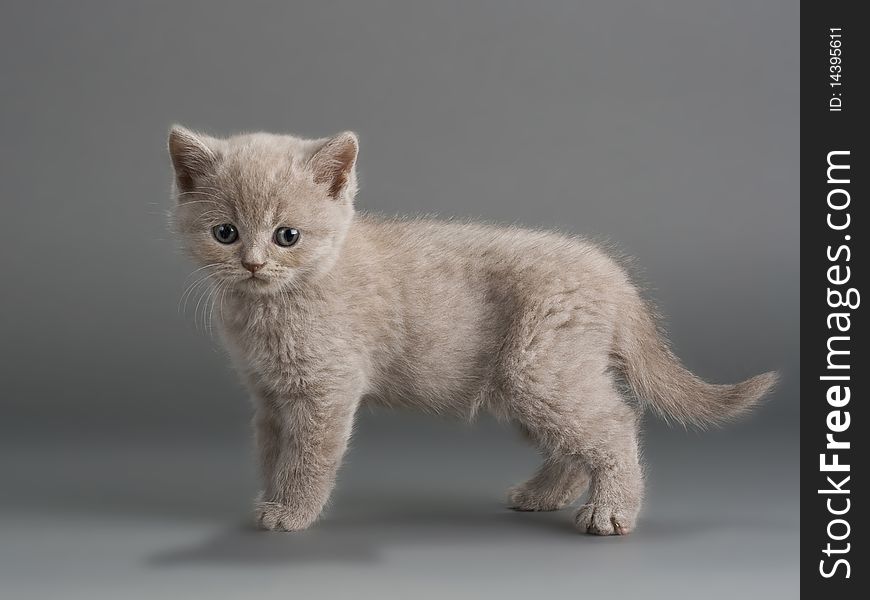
left=274, top=227, right=300, bottom=247
left=212, top=223, right=238, bottom=244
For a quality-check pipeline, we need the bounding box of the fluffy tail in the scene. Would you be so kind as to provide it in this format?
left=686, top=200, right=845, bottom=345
left=614, top=298, right=778, bottom=427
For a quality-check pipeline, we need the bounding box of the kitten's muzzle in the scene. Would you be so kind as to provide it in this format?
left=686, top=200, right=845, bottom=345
left=242, top=261, right=265, bottom=274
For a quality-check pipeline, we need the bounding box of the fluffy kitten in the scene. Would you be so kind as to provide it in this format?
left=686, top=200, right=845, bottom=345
left=168, top=126, right=777, bottom=535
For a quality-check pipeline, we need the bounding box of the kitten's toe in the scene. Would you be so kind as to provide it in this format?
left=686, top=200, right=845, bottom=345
left=507, top=485, right=570, bottom=512
left=573, top=503, right=635, bottom=536
left=254, top=501, right=316, bottom=532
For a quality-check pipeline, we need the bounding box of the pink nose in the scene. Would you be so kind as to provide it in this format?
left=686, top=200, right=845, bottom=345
left=242, top=261, right=265, bottom=273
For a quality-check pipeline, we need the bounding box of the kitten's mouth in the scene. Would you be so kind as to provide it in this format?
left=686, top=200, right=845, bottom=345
left=237, top=272, right=288, bottom=293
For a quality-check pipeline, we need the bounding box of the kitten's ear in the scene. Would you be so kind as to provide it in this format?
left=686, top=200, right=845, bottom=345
left=167, top=125, right=219, bottom=194
left=307, top=132, right=359, bottom=199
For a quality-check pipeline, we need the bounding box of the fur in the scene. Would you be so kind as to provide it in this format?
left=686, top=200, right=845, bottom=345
left=168, top=126, right=777, bottom=535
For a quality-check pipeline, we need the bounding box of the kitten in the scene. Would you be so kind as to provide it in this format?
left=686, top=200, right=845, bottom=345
left=168, top=126, right=777, bottom=535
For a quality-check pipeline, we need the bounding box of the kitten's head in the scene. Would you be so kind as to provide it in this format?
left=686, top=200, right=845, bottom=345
left=168, top=126, right=359, bottom=295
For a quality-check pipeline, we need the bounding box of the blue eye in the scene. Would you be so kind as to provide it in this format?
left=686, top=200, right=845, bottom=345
left=274, top=227, right=300, bottom=247
left=212, top=223, right=238, bottom=244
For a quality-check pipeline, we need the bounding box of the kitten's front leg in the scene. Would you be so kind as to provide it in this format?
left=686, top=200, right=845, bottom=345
left=254, top=389, right=359, bottom=532
left=253, top=408, right=282, bottom=498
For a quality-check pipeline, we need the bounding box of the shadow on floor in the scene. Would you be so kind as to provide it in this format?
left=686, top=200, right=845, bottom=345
left=146, top=490, right=795, bottom=568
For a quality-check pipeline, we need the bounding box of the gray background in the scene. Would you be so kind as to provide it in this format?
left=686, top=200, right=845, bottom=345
left=0, top=1, right=799, bottom=598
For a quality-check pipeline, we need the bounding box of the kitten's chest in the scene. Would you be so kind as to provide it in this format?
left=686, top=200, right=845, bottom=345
left=222, top=299, right=327, bottom=391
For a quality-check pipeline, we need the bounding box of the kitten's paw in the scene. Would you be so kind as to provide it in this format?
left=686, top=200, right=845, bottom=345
left=254, top=501, right=317, bottom=532
left=573, top=503, right=635, bottom=536
left=507, top=485, right=571, bottom=512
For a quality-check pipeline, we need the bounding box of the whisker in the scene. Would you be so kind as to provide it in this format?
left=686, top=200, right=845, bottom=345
left=179, top=268, right=216, bottom=309
left=193, top=280, right=215, bottom=332
left=178, top=278, right=205, bottom=315
left=193, top=186, right=226, bottom=193
left=180, top=271, right=222, bottom=315
left=177, top=190, right=223, bottom=199
left=178, top=187, right=229, bottom=203
left=195, top=212, right=228, bottom=221
left=176, top=200, right=223, bottom=207
left=219, top=282, right=230, bottom=324
left=208, top=280, right=231, bottom=338
left=184, top=263, right=222, bottom=280
left=206, top=281, right=222, bottom=336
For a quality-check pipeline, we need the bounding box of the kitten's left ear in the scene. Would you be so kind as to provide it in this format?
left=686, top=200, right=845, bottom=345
left=167, top=125, right=220, bottom=194
left=308, top=132, right=359, bottom=200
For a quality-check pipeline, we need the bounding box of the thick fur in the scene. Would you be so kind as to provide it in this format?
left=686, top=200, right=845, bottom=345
left=168, top=126, right=777, bottom=535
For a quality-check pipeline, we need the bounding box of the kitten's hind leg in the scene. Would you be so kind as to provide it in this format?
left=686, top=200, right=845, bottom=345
left=497, top=288, right=643, bottom=533
left=507, top=455, right=589, bottom=512
left=570, top=396, right=643, bottom=536
left=506, top=375, right=644, bottom=535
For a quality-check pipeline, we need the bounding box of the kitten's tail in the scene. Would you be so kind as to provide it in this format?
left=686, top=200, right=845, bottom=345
left=614, top=298, right=778, bottom=427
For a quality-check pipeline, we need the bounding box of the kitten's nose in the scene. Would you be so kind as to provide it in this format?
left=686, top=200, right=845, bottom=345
left=242, top=261, right=265, bottom=273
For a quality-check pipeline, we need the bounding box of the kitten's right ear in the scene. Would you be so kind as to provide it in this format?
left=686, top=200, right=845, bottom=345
left=167, top=125, right=219, bottom=194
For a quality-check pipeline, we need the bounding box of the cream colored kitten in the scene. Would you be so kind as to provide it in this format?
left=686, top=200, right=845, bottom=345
left=168, top=126, right=776, bottom=535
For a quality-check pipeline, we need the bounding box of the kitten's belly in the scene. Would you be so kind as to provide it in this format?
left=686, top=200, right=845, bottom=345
left=367, top=365, right=490, bottom=416
left=367, top=328, right=498, bottom=417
